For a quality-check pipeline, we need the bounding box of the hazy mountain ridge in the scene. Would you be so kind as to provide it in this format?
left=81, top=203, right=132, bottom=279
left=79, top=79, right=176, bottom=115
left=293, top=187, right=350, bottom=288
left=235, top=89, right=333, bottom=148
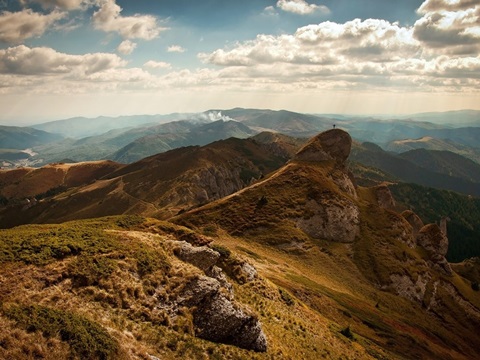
left=399, top=148, right=480, bottom=183
left=350, top=142, right=480, bottom=197
left=31, top=113, right=194, bottom=139
left=2, top=108, right=479, bottom=169
left=0, top=125, right=63, bottom=150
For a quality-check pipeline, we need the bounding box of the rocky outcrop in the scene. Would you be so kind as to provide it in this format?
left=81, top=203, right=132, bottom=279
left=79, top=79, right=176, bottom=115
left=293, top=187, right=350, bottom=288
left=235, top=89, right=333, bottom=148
left=402, top=210, right=424, bottom=238
left=171, top=241, right=266, bottom=351
left=296, top=199, right=360, bottom=243
left=374, top=185, right=396, bottom=210
left=294, top=129, right=352, bottom=164
left=417, top=224, right=452, bottom=276
left=184, top=276, right=267, bottom=352
left=292, top=129, right=360, bottom=242
left=417, top=224, right=448, bottom=257
left=173, top=242, right=220, bottom=271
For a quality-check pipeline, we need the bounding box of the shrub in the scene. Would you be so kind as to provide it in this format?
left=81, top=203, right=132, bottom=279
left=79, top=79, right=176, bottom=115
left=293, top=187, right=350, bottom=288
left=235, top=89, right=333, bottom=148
left=4, top=305, right=119, bottom=359
left=67, top=255, right=116, bottom=287
left=135, top=246, right=170, bottom=277
left=340, top=325, right=354, bottom=340
left=279, top=288, right=295, bottom=306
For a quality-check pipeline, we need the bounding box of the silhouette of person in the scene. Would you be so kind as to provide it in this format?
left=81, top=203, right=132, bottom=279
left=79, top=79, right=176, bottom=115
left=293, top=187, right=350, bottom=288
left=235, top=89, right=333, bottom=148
left=333, top=124, right=336, bottom=129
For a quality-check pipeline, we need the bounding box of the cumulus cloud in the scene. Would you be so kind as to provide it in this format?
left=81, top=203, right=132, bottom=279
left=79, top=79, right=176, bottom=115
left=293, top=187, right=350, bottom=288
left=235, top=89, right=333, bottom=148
left=20, top=0, right=91, bottom=10
left=0, top=9, right=65, bottom=43
left=144, top=60, right=171, bottom=69
left=199, top=9, right=480, bottom=93
left=417, top=0, right=479, bottom=13
left=92, top=0, right=167, bottom=40
left=0, top=45, right=158, bottom=96
left=117, top=40, right=136, bottom=55
left=0, top=45, right=126, bottom=76
left=413, top=0, right=480, bottom=53
left=200, top=19, right=420, bottom=67
left=167, top=45, right=186, bottom=53
left=276, top=0, right=330, bottom=15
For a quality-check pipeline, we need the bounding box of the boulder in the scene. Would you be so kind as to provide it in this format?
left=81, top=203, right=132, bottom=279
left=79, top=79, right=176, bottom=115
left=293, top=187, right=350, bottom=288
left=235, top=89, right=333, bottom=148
left=179, top=275, right=267, bottom=352
left=173, top=241, right=220, bottom=271
left=417, top=223, right=452, bottom=276
left=193, top=287, right=267, bottom=352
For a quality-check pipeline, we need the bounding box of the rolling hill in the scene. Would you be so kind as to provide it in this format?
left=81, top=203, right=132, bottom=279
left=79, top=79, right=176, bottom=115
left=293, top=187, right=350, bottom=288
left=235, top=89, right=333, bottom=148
left=0, top=135, right=299, bottom=228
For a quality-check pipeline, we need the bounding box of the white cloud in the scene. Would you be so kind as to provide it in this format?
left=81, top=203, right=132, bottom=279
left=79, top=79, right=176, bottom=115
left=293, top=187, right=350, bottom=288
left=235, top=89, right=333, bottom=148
left=92, top=0, right=167, bottom=40
left=144, top=60, right=171, bottom=69
left=117, top=40, right=137, bottom=55
left=413, top=1, right=480, bottom=54
left=0, top=9, right=66, bottom=43
left=0, top=45, right=126, bottom=76
left=198, top=12, right=480, bottom=93
left=262, top=6, right=279, bottom=17
left=20, top=0, right=92, bottom=10
left=417, top=0, right=479, bottom=13
left=200, top=19, right=420, bottom=67
left=167, top=45, right=186, bottom=53
left=276, top=0, right=330, bottom=15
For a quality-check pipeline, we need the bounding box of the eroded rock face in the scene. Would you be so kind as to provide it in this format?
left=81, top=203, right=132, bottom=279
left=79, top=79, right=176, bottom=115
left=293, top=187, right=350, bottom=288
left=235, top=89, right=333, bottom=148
left=294, top=129, right=352, bottom=163
left=417, top=224, right=452, bottom=276
left=402, top=210, right=424, bottom=238
left=374, top=185, right=396, bottom=211
left=191, top=280, right=268, bottom=352
left=171, top=241, right=267, bottom=352
left=296, top=199, right=360, bottom=243
left=417, top=224, right=448, bottom=257
left=180, top=275, right=267, bottom=352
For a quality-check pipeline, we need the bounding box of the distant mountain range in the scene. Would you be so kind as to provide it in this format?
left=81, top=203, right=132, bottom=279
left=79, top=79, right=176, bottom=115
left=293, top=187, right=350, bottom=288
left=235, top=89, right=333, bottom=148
left=350, top=142, right=480, bottom=197
left=1, top=108, right=480, bottom=169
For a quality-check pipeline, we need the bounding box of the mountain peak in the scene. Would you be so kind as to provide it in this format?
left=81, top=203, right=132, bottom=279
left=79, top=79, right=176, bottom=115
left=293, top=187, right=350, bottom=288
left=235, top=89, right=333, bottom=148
left=294, top=129, right=352, bottom=163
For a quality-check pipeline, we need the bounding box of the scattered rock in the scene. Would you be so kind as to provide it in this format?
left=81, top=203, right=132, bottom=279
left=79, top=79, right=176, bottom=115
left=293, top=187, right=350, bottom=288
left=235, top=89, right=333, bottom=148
left=239, top=262, right=257, bottom=283
left=205, top=265, right=234, bottom=297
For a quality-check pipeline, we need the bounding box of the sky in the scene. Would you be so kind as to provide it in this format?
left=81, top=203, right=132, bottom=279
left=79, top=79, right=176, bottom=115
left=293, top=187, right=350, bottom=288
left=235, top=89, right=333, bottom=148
left=0, top=0, right=479, bottom=125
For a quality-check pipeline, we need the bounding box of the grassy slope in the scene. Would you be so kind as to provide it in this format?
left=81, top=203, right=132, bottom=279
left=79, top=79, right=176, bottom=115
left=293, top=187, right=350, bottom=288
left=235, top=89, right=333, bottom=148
left=0, top=216, right=395, bottom=360
left=0, top=137, right=294, bottom=229
left=174, top=158, right=480, bottom=360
